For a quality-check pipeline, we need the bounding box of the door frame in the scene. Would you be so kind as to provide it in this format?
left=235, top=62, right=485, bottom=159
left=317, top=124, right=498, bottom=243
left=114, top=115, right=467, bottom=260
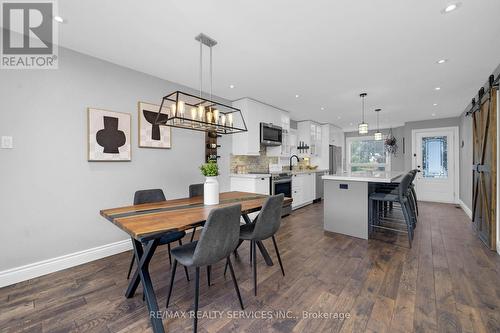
left=411, top=126, right=460, bottom=204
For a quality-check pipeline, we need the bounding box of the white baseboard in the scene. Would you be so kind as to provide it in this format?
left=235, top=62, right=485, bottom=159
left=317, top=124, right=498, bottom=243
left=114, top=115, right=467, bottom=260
left=458, top=199, right=472, bottom=220
left=0, top=239, right=132, bottom=288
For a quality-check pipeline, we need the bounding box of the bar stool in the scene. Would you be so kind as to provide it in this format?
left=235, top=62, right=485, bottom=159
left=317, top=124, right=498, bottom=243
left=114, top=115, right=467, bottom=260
left=369, top=173, right=415, bottom=248
left=166, top=204, right=244, bottom=333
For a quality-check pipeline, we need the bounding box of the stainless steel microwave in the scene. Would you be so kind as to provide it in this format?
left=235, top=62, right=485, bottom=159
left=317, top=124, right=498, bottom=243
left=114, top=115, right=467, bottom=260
left=260, top=123, right=283, bottom=146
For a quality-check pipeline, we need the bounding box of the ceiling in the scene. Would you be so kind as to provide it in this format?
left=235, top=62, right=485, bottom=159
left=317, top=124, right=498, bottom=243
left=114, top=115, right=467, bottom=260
left=55, top=0, right=500, bottom=131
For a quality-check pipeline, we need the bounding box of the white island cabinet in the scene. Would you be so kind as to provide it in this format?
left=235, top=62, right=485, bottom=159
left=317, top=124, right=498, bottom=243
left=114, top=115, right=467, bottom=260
left=322, top=171, right=404, bottom=239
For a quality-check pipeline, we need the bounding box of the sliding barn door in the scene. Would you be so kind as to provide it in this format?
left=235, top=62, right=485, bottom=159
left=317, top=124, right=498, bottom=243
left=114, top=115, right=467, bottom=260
left=472, top=85, right=497, bottom=250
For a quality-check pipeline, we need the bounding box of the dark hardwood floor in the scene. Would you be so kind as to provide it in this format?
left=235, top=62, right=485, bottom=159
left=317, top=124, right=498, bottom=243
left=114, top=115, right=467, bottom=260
left=1, top=201, right=499, bottom=332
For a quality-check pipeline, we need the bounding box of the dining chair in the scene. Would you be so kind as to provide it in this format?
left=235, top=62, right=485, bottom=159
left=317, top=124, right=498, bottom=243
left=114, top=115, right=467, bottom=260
left=166, top=204, right=244, bottom=333
left=188, top=184, right=204, bottom=242
left=126, top=189, right=190, bottom=282
left=237, top=194, right=285, bottom=296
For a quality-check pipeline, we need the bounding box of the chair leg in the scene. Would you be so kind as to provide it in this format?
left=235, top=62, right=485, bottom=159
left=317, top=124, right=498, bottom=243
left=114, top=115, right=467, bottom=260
left=190, top=227, right=196, bottom=242
left=252, top=241, right=257, bottom=296
left=184, top=265, right=190, bottom=282
left=126, top=254, right=135, bottom=280
left=271, top=236, right=285, bottom=276
left=249, top=241, right=253, bottom=265
left=227, top=256, right=244, bottom=310
left=207, top=265, right=211, bottom=286
left=194, top=267, right=200, bottom=333
left=411, top=186, right=419, bottom=216
left=166, top=259, right=178, bottom=308
left=223, top=260, right=228, bottom=277
left=168, top=243, right=172, bottom=265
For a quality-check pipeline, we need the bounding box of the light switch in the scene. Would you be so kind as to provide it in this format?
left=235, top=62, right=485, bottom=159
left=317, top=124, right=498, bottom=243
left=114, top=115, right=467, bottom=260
left=1, top=136, right=13, bottom=149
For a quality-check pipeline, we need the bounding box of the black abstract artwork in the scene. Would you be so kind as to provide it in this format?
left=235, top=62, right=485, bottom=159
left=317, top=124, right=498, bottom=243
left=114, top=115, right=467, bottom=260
left=143, top=110, right=168, bottom=140
left=96, top=116, right=126, bottom=154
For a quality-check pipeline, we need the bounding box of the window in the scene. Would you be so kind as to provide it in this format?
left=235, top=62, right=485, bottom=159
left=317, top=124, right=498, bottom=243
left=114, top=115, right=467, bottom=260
left=421, top=136, right=448, bottom=178
left=346, top=137, right=390, bottom=172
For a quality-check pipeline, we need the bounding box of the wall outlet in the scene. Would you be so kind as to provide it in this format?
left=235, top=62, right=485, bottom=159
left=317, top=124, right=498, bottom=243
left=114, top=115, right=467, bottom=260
left=1, top=136, right=13, bottom=149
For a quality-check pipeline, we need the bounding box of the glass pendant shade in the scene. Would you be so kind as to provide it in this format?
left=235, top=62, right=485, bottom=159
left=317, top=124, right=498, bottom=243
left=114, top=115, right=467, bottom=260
left=358, top=122, right=369, bottom=134
left=374, top=131, right=383, bottom=140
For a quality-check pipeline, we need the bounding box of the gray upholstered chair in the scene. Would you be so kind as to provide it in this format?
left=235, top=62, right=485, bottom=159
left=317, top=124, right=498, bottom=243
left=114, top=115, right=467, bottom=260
left=166, top=204, right=244, bottom=333
left=127, top=189, right=190, bottom=282
left=188, top=184, right=204, bottom=242
left=239, top=194, right=285, bottom=296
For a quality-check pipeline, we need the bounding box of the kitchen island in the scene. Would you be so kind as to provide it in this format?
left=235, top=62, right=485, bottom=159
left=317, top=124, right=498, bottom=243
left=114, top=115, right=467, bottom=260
left=322, top=171, right=404, bottom=239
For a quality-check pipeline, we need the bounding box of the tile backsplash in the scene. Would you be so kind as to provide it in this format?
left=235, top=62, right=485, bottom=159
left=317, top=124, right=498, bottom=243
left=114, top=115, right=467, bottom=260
left=230, top=149, right=278, bottom=173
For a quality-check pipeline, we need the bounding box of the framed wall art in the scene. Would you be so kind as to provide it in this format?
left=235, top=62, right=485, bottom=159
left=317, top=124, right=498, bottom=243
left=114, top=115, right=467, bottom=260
left=138, top=101, right=172, bottom=149
left=87, top=108, right=131, bottom=161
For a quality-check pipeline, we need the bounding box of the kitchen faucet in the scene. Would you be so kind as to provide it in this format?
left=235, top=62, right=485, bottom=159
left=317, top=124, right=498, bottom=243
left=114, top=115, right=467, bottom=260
left=289, top=154, right=300, bottom=171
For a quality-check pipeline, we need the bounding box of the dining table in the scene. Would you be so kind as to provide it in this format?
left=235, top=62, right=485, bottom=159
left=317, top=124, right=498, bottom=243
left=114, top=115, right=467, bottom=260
left=100, top=191, right=293, bottom=333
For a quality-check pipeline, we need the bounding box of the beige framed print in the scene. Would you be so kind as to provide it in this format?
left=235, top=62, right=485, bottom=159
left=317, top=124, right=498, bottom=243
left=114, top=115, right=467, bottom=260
left=87, top=108, right=131, bottom=161
left=138, top=101, right=172, bottom=149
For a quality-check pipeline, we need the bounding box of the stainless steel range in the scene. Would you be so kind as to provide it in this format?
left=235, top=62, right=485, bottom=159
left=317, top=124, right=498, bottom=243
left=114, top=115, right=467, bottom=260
left=271, top=172, right=292, bottom=216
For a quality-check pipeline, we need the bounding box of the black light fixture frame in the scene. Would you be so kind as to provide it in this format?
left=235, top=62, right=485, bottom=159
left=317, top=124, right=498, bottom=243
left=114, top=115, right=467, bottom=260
left=154, top=91, right=248, bottom=135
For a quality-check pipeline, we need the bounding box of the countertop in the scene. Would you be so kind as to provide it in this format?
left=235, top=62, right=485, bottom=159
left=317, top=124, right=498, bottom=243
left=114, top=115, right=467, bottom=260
left=230, top=169, right=329, bottom=178
left=322, top=171, right=404, bottom=183
left=291, top=169, right=328, bottom=175
left=230, top=173, right=271, bottom=178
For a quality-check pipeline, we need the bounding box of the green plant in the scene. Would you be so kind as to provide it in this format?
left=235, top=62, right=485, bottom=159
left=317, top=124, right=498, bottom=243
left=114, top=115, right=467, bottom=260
left=200, top=161, right=219, bottom=177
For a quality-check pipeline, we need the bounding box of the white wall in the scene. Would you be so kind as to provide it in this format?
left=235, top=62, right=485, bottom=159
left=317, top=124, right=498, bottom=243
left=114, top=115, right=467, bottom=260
left=0, top=47, right=232, bottom=274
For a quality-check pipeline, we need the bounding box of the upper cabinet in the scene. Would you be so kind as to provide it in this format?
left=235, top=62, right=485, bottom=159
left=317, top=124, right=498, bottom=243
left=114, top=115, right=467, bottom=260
left=297, top=120, right=322, bottom=157
left=232, top=98, right=291, bottom=156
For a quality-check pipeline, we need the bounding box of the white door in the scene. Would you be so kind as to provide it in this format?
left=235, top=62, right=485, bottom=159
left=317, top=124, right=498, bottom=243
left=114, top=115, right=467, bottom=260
left=412, top=127, right=458, bottom=203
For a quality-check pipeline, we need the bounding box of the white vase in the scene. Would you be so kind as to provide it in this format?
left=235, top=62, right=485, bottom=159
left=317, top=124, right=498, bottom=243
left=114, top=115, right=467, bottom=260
left=204, top=176, right=219, bottom=205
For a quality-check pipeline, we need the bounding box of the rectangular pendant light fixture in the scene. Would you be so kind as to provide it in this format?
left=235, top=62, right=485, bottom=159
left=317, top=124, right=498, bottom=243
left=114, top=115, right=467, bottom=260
left=153, top=33, right=247, bottom=135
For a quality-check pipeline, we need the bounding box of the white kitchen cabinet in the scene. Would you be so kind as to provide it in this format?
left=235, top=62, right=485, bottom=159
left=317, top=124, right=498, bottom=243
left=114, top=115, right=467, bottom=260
left=291, top=172, right=316, bottom=209
left=232, top=98, right=290, bottom=156
left=230, top=175, right=270, bottom=195
left=297, top=120, right=322, bottom=158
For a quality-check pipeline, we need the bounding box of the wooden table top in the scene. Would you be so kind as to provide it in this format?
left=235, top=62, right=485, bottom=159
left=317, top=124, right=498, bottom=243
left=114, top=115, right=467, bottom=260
left=101, top=191, right=293, bottom=241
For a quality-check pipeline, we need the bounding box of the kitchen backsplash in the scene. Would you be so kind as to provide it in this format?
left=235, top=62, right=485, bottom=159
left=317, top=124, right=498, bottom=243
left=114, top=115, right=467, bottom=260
left=230, top=149, right=279, bottom=173
left=230, top=148, right=312, bottom=174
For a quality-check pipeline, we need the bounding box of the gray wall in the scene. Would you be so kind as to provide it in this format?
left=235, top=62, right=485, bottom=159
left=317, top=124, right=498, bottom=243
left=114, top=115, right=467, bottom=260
left=403, top=117, right=460, bottom=171
left=344, top=127, right=405, bottom=171
left=0, top=47, right=232, bottom=271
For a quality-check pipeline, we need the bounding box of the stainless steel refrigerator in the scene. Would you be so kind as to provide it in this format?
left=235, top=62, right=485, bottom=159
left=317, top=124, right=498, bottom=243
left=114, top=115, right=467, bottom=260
left=329, top=145, right=342, bottom=174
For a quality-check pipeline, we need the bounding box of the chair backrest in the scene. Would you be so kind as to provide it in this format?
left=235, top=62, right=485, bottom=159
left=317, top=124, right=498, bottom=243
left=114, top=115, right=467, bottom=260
left=409, top=169, right=417, bottom=183
left=251, top=194, right=284, bottom=241
left=189, top=184, right=204, bottom=198
left=134, top=189, right=166, bottom=205
left=192, top=204, right=241, bottom=266
left=397, top=173, right=413, bottom=202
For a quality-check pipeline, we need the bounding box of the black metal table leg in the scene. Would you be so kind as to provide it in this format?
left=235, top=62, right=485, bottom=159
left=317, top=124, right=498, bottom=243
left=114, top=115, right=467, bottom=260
left=125, top=238, right=165, bottom=333
left=242, top=214, right=274, bottom=266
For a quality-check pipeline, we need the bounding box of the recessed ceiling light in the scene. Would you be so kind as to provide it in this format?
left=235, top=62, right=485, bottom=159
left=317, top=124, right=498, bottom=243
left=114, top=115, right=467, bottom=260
left=295, top=94, right=300, bottom=98
left=434, top=87, right=441, bottom=91
left=436, top=59, right=448, bottom=64
left=431, top=113, right=436, bottom=116
left=349, top=122, right=353, bottom=126
left=229, top=84, right=235, bottom=89
left=433, top=103, right=438, bottom=106
left=320, top=107, right=325, bottom=111
left=442, top=2, right=462, bottom=14
left=54, top=15, right=64, bottom=23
